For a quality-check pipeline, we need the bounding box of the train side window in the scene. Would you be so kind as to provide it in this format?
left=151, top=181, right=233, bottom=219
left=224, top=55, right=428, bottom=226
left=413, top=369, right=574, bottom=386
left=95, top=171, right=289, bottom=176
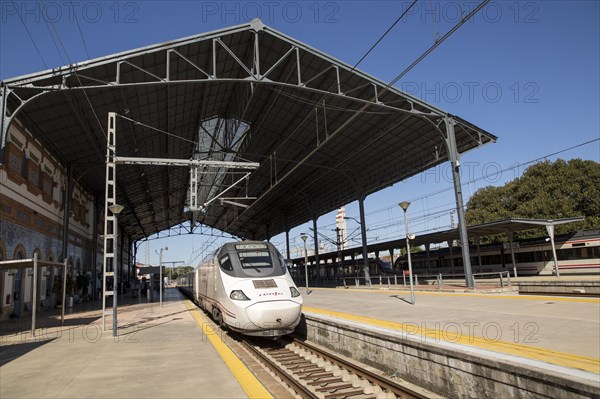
left=220, top=255, right=233, bottom=271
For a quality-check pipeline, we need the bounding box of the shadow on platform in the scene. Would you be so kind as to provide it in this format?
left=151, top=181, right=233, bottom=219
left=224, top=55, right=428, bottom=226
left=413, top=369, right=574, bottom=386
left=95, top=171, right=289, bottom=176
left=0, top=337, right=58, bottom=367
left=0, top=288, right=184, bottom=339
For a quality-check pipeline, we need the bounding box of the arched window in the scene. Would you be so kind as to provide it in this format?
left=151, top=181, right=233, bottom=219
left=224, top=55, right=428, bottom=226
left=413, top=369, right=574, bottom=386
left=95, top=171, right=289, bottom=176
left=13, top=244, right=26, bottom=260
left=0, top=241, right=6, bottom=262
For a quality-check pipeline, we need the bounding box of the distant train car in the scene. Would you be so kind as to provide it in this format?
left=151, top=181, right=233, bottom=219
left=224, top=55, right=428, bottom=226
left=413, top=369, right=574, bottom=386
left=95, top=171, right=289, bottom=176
left=179, top=241, right=303, bottom=337
left=393, top=229, right=600, bottom=276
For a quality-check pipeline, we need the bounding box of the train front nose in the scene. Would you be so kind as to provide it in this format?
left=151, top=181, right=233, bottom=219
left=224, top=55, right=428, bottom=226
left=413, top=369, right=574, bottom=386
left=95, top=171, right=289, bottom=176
left=245, top=301, right=302, bottom=329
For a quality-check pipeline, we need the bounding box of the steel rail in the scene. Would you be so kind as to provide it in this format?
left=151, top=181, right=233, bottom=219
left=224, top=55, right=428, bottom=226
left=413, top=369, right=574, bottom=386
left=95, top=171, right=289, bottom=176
left=239, top=339, right=318, bottom=399
left=294, top=339, right=432, bottom=399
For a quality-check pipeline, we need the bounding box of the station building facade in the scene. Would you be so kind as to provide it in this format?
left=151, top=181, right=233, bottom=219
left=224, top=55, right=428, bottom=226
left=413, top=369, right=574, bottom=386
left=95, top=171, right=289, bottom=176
left=0, top=119, right=132, bottom=320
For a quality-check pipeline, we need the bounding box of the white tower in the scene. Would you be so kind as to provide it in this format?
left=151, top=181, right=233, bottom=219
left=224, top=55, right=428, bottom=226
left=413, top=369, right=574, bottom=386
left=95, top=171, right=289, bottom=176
left=335, top=207, right=348, bottom=250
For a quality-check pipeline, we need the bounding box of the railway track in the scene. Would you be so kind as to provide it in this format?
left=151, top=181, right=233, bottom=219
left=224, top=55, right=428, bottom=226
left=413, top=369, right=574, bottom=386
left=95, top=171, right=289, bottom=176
left=239, top=336, right=434, bottom=399
left=181, top=291, right=436, bottom=398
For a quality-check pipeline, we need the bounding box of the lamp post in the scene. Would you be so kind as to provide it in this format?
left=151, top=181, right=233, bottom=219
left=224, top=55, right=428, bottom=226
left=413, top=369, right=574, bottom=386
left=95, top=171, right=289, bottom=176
left=399, top=201, right=415, bottom=305
left=156, top=247, right=168, bottom=308
left=300, top=234, right=310, bottom=294
left=108, top=203, right=124, bottom=336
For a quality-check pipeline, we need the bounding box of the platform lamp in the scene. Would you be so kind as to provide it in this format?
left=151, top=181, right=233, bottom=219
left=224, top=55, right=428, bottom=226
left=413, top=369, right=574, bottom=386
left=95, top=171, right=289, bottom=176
left=399, top=201, right=415, bottom=305
left=108, top=203, right=124, bottom=336
left=300, top=233, right=310, bottom=295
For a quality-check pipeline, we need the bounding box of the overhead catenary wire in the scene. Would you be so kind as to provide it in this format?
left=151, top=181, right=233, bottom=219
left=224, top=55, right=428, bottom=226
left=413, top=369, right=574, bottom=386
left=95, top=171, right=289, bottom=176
left=350, top=0, right=419, bottom=71
left=237, top=1, right=422, bottom=183
left=10, top=0, right=48, bottom=69
left=262, top=0, right=491, bottom=214
left=303, top=137, right=599, bottom=244
left=37, top=0, right=66, bottom=65
left=70, top=0, right=90, bottom=59
left=37, top=0, right=106, bottom=139
left=404, top=137, right=600, bottom=205
left=387, top=0, right=491, bottom=87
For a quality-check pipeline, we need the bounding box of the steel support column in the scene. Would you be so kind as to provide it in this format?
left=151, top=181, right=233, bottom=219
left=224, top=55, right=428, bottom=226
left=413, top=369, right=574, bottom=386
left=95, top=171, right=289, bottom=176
left=508, top=232, right=518, bottom=278
left=119, top=229, right=125, bottom=293
left=132, top=240, right=138, bottom=284
left=32, top=253, right=38, bottom=336
left=425, top=243, right=431, bottom=275
left=476, top=236, right=483, bottom=273
left=546, top=225, right=560, bottom=277
left=285, top=229, right=291, bottom=260
left=358, top=196, right=371, bottom=286
left=0, top=85, right=7, bottom=149
left=312, top=218, right=319, bottom=284
left=445, top=117, right=474, bottom=289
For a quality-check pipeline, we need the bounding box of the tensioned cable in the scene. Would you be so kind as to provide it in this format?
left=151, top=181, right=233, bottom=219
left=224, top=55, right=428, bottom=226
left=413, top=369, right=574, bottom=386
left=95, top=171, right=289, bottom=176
left=359, top=137, right=600, bottom=227
left=303, top=137, right=599, bottom=241
left=38, top=0, right=106, bottom=138
left=117, top=114, right=199, bottom=146
left=245, top=1, right=422, bottom=170
left=261, top=0, right=490, bottom=207
left=69, top=0, right=90, bottom=59
left=386, top=0, right=491, bottom=88
left=351, top=0, right=419, bottom=71
left=402, top=137, right=600, bottom=205
left=10, top=0, right=48, bottom=68
left=116, top=114, right=258, bottom=162
left=36, top=0, right=66, bottom=65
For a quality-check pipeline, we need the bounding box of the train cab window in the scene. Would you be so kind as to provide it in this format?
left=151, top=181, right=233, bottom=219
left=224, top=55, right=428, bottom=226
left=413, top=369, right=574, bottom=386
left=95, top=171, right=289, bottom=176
left=235, top=243, right=272, bottom=269
left=220, top=255, right=233, bottom=271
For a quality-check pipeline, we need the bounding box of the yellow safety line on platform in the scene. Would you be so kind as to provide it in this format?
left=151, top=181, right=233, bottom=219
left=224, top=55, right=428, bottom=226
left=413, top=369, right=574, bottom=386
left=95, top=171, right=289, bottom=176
left=311, top=287, right=600, bottom=303
left=303, top=306, right=600, bottom=374
left=184, top=301, right=273, bottom=399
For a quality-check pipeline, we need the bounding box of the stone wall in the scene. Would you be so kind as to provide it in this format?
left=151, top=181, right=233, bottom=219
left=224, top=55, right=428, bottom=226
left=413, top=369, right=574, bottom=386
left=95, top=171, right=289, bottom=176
left=301, top=314, right=600, bottom=399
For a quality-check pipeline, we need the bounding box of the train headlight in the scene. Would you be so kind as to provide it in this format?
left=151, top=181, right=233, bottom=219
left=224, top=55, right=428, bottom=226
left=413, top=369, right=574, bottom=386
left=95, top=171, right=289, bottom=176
left=230, top=290, right=250, bottom=301
left=290, top=287, right=301, bottom=298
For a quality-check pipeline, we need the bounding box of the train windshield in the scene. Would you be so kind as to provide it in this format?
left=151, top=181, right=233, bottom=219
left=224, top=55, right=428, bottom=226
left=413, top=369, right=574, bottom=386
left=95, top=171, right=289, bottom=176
left=235, top=243, right=272, bottom=269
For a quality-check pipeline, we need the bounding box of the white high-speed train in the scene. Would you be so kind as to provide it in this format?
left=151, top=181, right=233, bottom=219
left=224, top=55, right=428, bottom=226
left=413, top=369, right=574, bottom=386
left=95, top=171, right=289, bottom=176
left=178, top=241, right=303, bottom=337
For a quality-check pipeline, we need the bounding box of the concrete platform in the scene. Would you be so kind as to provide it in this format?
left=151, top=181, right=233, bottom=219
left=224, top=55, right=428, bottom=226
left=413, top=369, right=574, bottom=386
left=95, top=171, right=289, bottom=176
left=301, top=287, right=600, bottom=371
left=0, top=288, right=252, bottom=399
left=300, top=287, right=600, bottom=398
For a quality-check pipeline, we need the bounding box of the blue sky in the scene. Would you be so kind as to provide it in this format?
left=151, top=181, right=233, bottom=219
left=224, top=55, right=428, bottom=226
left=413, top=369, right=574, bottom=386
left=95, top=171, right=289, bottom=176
left=1, top=1, right=599, bottom=266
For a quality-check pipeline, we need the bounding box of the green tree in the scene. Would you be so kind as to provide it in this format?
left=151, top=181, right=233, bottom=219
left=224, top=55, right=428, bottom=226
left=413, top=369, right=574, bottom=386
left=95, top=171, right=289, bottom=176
left=466, top=159, right=600, bottom=242
left=172, top=266, right=194, bottom=279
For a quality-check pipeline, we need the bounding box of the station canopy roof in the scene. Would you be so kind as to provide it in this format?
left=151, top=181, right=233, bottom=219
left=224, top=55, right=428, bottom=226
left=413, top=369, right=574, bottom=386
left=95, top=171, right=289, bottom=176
left=2, top=19, right=496, bottom=241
